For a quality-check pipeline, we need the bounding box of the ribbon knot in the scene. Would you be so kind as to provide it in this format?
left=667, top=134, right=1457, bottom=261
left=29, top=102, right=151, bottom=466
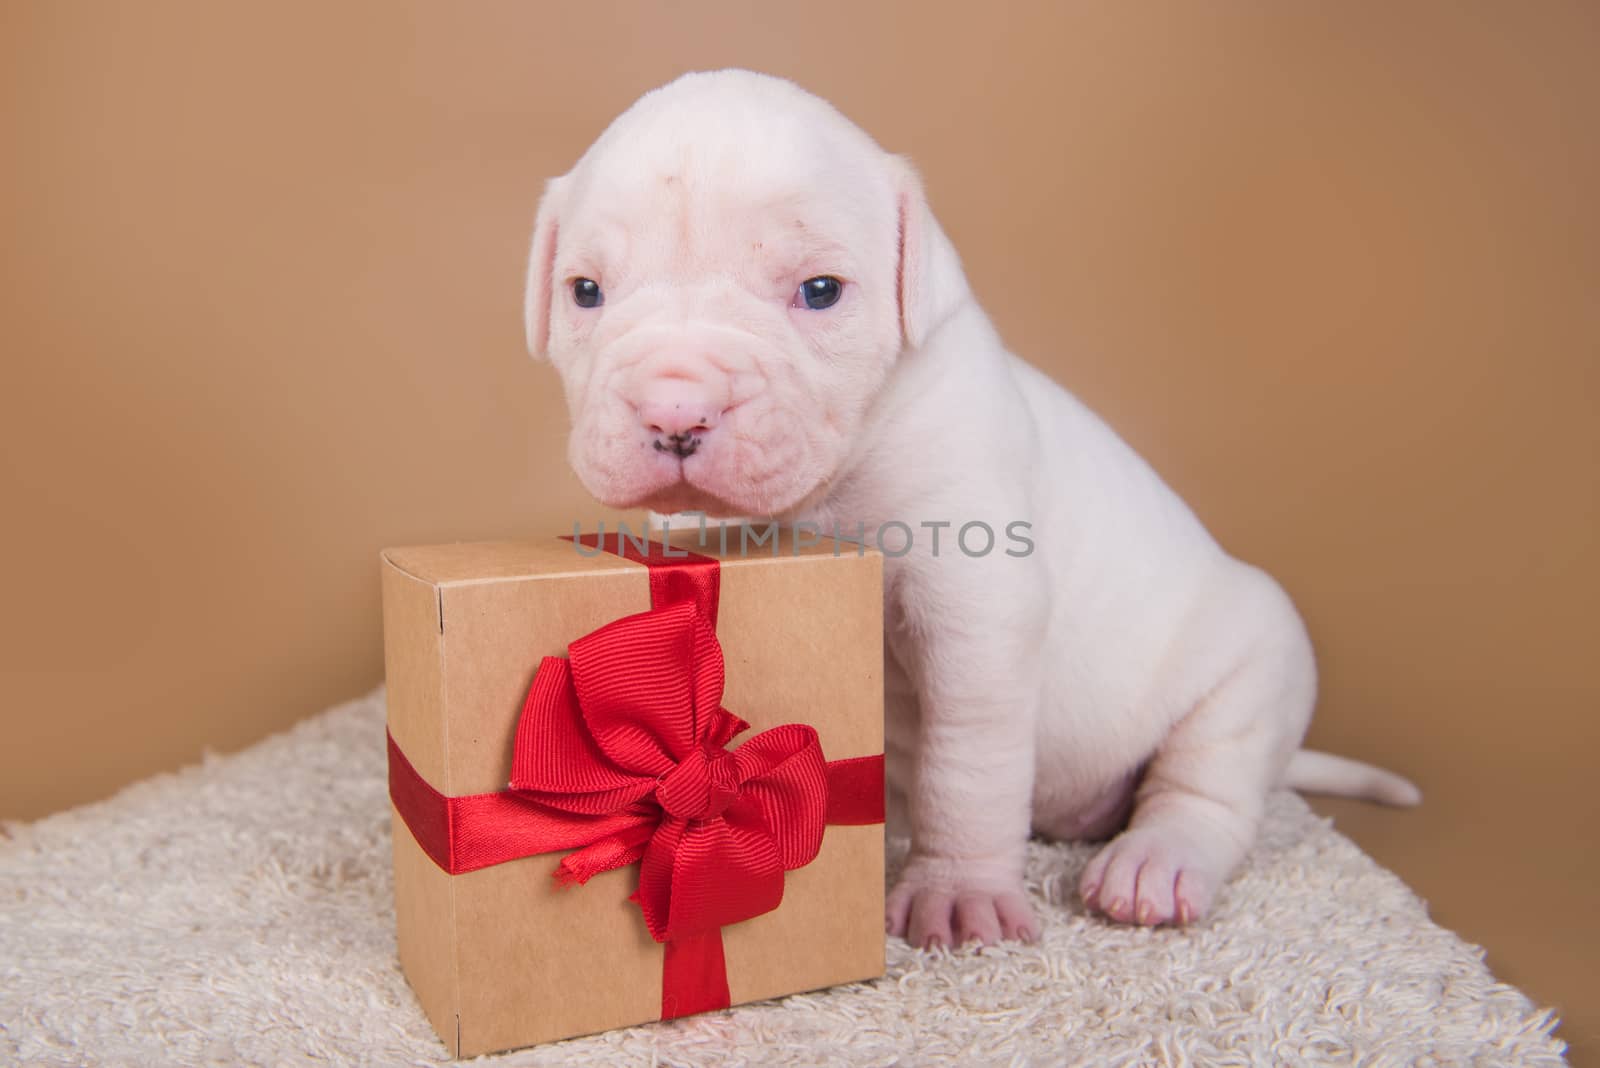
left=658, top=748, right=741, bottom=821
left=507, top=598, right=830, bottom=944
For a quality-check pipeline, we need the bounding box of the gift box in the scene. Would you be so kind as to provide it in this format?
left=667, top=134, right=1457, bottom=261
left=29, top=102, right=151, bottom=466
left=380, top=528, right=886, bottom=1057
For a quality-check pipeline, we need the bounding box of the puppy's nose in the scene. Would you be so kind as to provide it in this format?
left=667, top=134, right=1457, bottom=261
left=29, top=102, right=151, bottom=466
left=635, top=379, right=725, bottom=460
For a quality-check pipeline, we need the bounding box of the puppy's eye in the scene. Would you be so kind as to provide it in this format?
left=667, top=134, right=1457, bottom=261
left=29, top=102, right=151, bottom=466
left=794, top=276, right=843, bottom=310
left=572, top=278, right=603, bottom=308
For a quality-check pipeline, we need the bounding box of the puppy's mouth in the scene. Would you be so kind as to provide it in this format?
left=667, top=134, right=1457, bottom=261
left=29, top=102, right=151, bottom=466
left=637, top=475, right=747, bottom=518
left=593, top=451, right=806, bottom=520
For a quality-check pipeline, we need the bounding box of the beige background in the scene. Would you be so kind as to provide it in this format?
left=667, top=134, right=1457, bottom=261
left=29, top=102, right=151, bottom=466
left=2, top=2, right=1595, bottom=1060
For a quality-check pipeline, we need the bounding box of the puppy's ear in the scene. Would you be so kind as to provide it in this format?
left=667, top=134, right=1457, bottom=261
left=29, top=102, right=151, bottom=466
left=892, top=156, right=971, bottom=351
left=523, top=177, right=567, bottom=359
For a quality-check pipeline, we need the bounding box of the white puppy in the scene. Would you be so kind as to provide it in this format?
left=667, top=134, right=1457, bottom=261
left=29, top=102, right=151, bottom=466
left=524, top=70, right=1419, bottom=947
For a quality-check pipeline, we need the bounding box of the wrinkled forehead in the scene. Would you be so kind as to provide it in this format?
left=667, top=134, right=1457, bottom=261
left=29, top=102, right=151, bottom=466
left=559, top=104, right=893, bottom=283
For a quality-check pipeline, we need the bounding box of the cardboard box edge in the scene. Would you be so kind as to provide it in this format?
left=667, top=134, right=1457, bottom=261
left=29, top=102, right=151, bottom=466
left=380, top=552, right=463, bottom=1055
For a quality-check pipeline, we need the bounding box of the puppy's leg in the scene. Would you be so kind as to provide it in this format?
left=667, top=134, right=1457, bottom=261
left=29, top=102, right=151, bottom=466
left=884, top=577, right=1045, bottom=948
left=1080, top=629, right=1314, bottom=926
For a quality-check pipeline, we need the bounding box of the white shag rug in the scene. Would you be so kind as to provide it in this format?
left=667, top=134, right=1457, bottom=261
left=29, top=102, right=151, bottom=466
left=0, top=690, right=1566, bottom=1067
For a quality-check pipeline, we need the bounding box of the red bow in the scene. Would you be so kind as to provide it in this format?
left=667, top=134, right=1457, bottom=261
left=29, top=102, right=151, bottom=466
left=509, top=598, right=829, bottom=943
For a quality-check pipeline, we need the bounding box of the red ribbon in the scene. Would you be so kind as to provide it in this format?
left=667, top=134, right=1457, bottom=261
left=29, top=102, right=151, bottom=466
left=386, top=534, right=884, bottom=1022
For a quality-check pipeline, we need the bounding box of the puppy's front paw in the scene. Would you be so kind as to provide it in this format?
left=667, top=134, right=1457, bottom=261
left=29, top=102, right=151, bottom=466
left=1078, top=825, right=1225, bottom=926
left=886, top=852, right=1038, bottom=948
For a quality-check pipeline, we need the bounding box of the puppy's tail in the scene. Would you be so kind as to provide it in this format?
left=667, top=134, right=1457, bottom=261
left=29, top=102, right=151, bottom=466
left=1285, top=749, right=1422, bottom=807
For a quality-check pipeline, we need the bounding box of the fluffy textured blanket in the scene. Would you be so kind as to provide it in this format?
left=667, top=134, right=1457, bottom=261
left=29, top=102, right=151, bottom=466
left=0, top=690, right=1565, bottom=1066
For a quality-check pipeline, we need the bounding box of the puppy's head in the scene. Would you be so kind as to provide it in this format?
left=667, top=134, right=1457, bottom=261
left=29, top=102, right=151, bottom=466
left=525, top=70, right=966, bottom=517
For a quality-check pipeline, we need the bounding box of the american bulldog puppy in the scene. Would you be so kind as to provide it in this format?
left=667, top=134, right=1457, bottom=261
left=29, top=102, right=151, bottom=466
left=523, top=70, right=1420, bottom=948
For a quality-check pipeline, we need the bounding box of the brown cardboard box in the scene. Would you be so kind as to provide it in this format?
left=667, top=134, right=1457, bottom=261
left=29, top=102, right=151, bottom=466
left=380, top=528, right=885, bottom=1057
